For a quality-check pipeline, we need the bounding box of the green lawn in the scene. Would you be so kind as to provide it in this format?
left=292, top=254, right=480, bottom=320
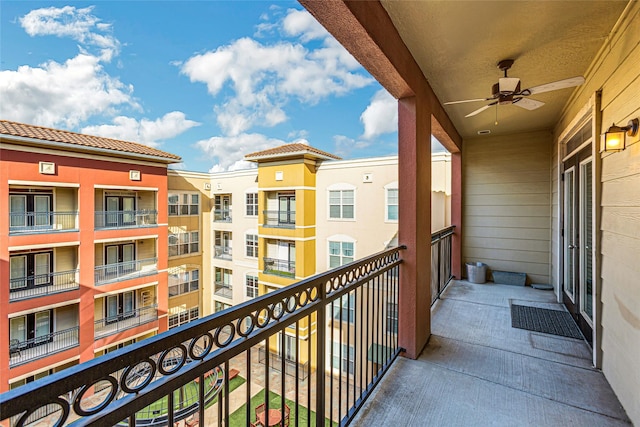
left=228, top=389, right=335, bottom=427
left=142, top=375, right=246, bottom=416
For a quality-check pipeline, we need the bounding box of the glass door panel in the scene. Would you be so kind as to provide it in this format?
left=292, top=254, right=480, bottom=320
left=10, top=256, right=27, bottom=290
left=106, top=197, right=119, bottom=227
left=10, top=317, right=27, bottom=343
left=34, top=195, right=51, bottom=227
left=580, top=160, right=594, bottom=324
left=34, top=253, right=51, bottom=286
left=563, top=168, right=576, bottom=301
left=122, top=197, right=135, bottom=225
left=35, top=311, right=51, bottom=344
left=122, top=244, right=135, bottom=274
left=106, top=246, right=119, bottom=278
left=10, top=195, right=26, bottom=228
left=107, top=295, right=118, bottom=321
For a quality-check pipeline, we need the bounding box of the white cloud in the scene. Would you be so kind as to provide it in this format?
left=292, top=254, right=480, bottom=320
left=360, top=89, right=397, bottom=139
left=181, top=9, right=372, bottom=136
left=196, top=133, right=307, bottom=172
left=81, top=112, right=200, bottom=147
left=282, top=8, right=329, bottom=42
left=0, top=54, right=137, bottom=129
left=20, top=6, right=120, bottom=61
left=333, top=134, right=372, bottom=158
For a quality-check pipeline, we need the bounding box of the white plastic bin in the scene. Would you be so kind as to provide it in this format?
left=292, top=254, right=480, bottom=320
left=466, top=262, right=487, bottom=284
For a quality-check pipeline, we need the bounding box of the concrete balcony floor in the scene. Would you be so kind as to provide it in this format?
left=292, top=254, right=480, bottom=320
left=352, top=280, right=631, bottom=426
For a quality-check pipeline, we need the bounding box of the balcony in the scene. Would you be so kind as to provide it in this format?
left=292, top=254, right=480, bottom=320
left=214, top=282, right=233, bottom=299
left=94, top=305, right=158, bottom=339
left=214, top=245, right=232, bottom=260
left=94, top=258, right=158, bottom=285
left=351, top=279, right=630, bottom=425
left=8, top=327, right=79, bottom=368
left=263, top=257, right=295, bottom=278
left=263, top=210, right=296, bottom=228
left=9, top=269, right=79, bottom=301
left=213, top=208, right=232, bottom=222
left=9, top=211, right=78, bottom=234
left=95, top=210, right=158, bottom=229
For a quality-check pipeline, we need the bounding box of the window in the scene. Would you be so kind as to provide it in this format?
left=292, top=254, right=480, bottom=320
left=386, top=302, right=398, bottom=334
left=215, top=268, right=233, bottom=298
left=169, top=269, right=199, bottom=297
left=332, top=342, right=355, bottom=374
left=169, top=231, right=199, bottom=256
left=333, top=293, right=355, bottom=323
left=246, top=193, right=258, bottom=216
left=329, top=241, right=354, bottom=268
left=105, top=291, right=135, bottom=323
left=329, top=190, right=354, bottom=219
left=214, top=231, right=232, bottom=259
left=168, top=193, right=199, bottom=216
left=246, top=274, right=259, bottom=298
left=169, top=307, right=199, bottom=329
left=215, top=301, right=232, bottom=313
left=10, top=310, right=53, bottom=346
left=386, top=188, right=398, bottom=221
left=246, top=234, right=258, bottom=258
left=214, top=195, right=232, bottom=221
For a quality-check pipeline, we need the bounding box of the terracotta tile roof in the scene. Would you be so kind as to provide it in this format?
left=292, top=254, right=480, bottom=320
left=0, top=120, right=181, bottom=162
left=245, top=143, right=341, bottom=161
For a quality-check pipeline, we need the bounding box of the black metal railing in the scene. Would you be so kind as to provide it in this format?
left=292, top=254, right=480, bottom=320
left=263, top=210, right=296, bottom=228
left=94, top=305, right=158, bottom=339
left=9, top=327, right=80, bottom=367
left=95, top=210, right=158, bottom=229
left=9, top=211, right=77, bottom=234
left=214, top=245, right=233, bottom=260
left=213, top=209, right=232, bottom=222
left=9, top=269, right=79, bottom=301
left=214, top=282, right=233, bottom=299
left=264, top=257, right=295, bottom=278
left=94, top=257, right=158, bottom=285
left=431, top=225, right=455, bottom=306
left=0, top=247, right=403, bottom=427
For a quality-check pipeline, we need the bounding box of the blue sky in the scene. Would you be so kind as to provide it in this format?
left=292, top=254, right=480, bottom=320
left=1, top=1, right=400, bottom=172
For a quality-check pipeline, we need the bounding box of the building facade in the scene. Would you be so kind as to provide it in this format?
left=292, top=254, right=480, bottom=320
left=0, top=120, right=180, bottom=393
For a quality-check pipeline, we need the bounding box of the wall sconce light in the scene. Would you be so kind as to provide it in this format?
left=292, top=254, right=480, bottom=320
left=603, top=118, right=639, bottom=152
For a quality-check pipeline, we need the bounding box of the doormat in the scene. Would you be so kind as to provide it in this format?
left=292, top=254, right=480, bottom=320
left=511, top=304, right=583, bottom=339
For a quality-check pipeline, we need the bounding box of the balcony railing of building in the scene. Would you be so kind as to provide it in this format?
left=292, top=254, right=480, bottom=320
left=94, top=258, right=158, bottom=285
left=214, top=282, right=233, bottom=299
left=95, top=210, right=158, bottom=229
left=263, top=210, right=296, bottom=228
left=214, top=245, right=233, bottom=260
left=213, top=209, right=232, bottom=222
left=9, top=212, right=78, bottom=234
left=8, top=327, right=79, bottom=368
left=431, top=225, right=455, bottom=306
left=0, top=247, right=403, bottom=427
left=94, top=305, right=158, bottom=339
left=9, top=269, right=79, bottom=301
left=263, top=257, right=295, bottom=278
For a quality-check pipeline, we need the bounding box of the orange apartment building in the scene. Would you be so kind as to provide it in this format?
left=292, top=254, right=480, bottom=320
left=0, top=120, right=180, bottom=393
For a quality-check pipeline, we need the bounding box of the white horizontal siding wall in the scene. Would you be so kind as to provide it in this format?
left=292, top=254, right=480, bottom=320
left=463, top=130, right=552, bottom=284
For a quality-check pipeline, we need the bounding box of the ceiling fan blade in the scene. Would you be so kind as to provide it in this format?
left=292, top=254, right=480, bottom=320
left=513, top=97, right=545, bottom=110
left=523, top=76, right=585, bottom=95
left=444, top=98, right=488, bottom=105
left=465, top=104, right=493, bottom=117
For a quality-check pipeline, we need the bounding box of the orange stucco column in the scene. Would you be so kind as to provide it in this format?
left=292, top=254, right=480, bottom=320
left=398, top=96, right=432, bottom=360
left=451, top=151, right=463, bottom=279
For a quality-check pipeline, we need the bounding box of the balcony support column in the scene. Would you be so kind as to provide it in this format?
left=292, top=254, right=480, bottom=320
left=398, top=96, right=432, bottom=359
left=451, top=152, right=463, bottom=279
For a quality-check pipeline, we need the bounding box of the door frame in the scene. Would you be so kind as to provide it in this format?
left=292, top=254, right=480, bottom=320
left=556, top=93, right=602, bottom=367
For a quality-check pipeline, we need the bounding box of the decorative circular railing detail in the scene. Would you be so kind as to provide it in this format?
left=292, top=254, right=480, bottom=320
left=213, top=323, right=235, bottom=348
left=188, top=333, right=213, bottom=360
left=73, top=376, right=119, bottom=416
left=158, top=345, right=187, bottom=376
left=16, top=396, right=70, bottom=427
left=121, top=359, right=157, bottom=394
left=237, top=313, right=256, bottom=337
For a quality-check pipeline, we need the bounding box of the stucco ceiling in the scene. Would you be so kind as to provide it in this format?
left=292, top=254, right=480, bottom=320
left=380, top=0, right=628, bottom=139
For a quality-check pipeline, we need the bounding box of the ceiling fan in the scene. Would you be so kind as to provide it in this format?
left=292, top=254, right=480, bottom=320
left=444, top=59, right=585, bottom=118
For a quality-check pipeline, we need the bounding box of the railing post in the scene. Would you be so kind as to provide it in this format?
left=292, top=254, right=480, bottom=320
left=316, top=282, right=326, bottom=426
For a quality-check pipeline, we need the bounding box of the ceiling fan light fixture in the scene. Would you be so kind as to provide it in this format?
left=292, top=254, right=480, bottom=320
left=602, top=118, right=639, bottom=152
